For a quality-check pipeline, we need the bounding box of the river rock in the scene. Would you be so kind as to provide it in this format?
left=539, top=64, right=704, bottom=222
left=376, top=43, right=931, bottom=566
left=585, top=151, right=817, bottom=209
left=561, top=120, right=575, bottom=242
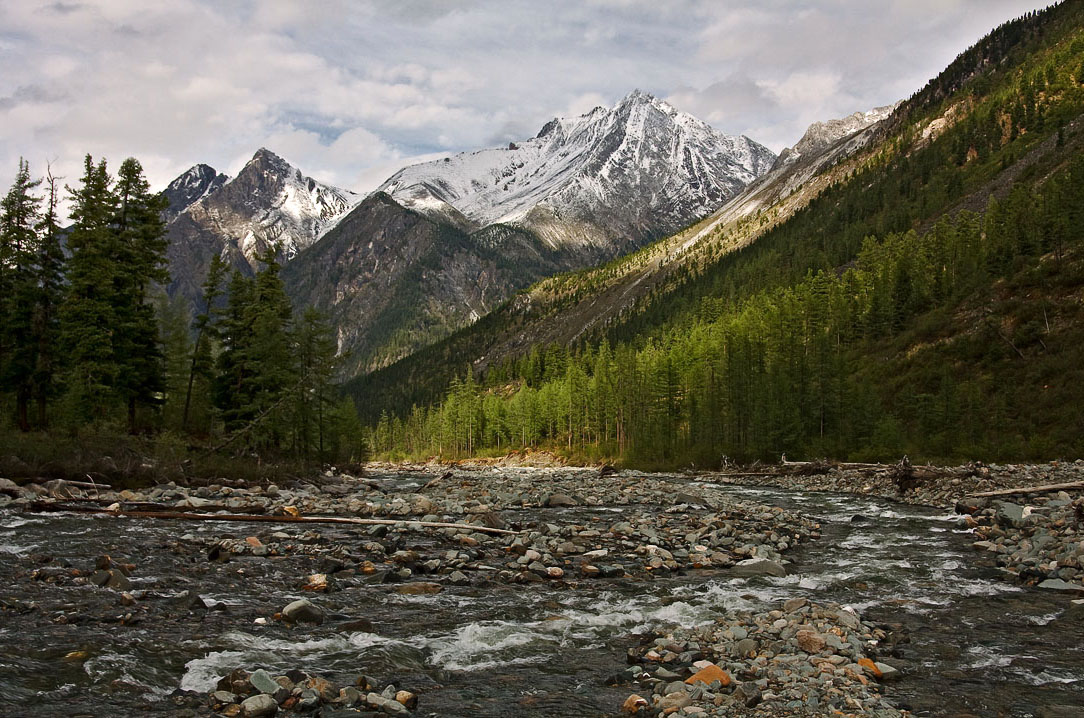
left=783, top=597, right=808, bottom=612
left=733, top=681, right=762, bottom=707
left=796, top=629, right=826, bottom=653
left=685, top=663, right=730, bottom=687
left=240, top=693, right=277, bottom=717
left=395, top=582, right=442, bottom=595
left=731, top=557, right=786, bottom=578
left=543, top=492, right=577, bottom=507
left=248, top=669, right=280, bottom=696
left=282, top=598, right=324, bottom=624
left=994, top=501, right=1028, bottom=528
left=1038, top=578, right=1084, bottom=592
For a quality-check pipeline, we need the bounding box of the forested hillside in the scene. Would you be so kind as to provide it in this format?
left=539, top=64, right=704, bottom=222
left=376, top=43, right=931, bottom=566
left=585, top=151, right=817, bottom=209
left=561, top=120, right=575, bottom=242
left=366, top=2, right=1084, bottom=465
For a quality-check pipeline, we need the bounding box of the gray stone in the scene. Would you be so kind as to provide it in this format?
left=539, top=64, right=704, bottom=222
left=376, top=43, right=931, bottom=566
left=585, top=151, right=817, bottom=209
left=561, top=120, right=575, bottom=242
left=873, top=661, right=901, bottom=680
left=240, top=693, right=278, bottom=717
left=994, top=501, right=1029, bottom=528
left=212, top=690, right=238, bottom=704
left=735, top=638, right=758, bottom=656
left=282, top=598, right=324, bottom=624
left=734, top=682, right=762, bottom=707
left=731, top=558, right=786, bottom=578
left=543, top=492, right=577, bottom=507
left=249, top=669, right=280, bottom=695
left=1038, top=579, right=1084, bottom=592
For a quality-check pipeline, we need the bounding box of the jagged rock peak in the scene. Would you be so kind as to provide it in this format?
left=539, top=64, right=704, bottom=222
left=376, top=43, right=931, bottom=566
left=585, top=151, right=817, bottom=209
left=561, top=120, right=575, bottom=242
left=788, top=103, right=901, bottom=160
left=162, top=163, right=228, bottom=220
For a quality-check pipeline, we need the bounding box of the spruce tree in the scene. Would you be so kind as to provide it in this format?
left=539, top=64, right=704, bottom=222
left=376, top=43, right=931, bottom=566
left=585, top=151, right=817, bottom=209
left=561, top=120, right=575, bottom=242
left=182, top=254, right=227, bottom=432
left=112, top=157, right=170, bottom=432
left=0, top=159, right=43, bottom=430
left=32, top=168, right=65, bottom=427
left=59, top=155, right=119, bottom=424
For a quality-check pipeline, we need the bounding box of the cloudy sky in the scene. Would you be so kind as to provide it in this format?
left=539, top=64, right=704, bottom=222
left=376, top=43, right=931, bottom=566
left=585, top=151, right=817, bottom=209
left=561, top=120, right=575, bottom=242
left=0, top=0, right=1053, bottom=197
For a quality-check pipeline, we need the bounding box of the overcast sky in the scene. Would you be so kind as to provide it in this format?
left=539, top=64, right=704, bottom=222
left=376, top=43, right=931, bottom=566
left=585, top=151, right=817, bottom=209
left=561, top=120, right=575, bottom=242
left=0, top=0, right=1054, bottom=198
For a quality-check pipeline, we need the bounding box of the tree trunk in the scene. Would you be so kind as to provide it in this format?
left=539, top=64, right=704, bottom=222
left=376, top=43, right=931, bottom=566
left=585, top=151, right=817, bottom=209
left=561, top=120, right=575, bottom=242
left=16, top=387, right=30, bottom=432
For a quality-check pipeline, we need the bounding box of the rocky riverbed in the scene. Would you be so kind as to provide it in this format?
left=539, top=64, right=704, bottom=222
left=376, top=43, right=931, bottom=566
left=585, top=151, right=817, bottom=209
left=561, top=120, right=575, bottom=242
left=0, top=466, right=1082, bottom=717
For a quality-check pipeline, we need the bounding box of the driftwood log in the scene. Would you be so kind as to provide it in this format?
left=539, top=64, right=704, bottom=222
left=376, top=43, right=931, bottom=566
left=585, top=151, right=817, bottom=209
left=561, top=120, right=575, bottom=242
left=26, top=501, right=520, bottom=535
left=968, top=480, right=1084, bottom=498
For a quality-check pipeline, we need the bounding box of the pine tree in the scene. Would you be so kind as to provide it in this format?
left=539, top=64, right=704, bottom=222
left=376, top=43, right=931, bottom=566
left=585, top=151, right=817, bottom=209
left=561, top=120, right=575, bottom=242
left=0, top=159, right=43, bottom=430
left=32, top=168, right=65, bottom=427
left=183, top=254, right=227, bottom=431
left=294, top=307, right=338, bottom=460
left=58, top=155, right=119, bottom=424
left=112, top=157, right=170, bottom=432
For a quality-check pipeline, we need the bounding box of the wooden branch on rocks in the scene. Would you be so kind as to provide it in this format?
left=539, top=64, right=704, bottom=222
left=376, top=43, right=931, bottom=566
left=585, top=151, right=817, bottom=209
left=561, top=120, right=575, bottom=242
left=26, top=502, right=520, bottom=535
left=968, top=480, right=1084, bottom=498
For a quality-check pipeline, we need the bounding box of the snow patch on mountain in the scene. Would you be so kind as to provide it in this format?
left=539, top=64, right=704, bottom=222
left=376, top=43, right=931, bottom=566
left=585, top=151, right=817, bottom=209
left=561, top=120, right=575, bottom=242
left=378, top=90, right=775, bottom=246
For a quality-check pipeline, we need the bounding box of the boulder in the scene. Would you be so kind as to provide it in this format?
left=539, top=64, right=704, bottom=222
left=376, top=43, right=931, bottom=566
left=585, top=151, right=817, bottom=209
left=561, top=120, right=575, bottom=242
left=543, top=492, right=577, bottom=508
left=240, top=694, right=277, bottom=717
left=282, top=598, right=324, bottom=624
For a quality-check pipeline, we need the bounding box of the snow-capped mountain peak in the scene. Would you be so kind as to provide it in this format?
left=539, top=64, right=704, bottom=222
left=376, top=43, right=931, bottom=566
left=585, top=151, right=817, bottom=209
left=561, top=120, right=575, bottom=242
left=207, top=148, right=362, bottom=262
left=378, top=90, right=775, bottom=249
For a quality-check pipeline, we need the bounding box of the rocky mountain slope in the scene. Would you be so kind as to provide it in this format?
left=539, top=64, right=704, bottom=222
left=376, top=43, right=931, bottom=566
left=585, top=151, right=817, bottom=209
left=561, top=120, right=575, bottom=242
left=164, top=149, right=360, bottom=299
left=348, top=103, right=901, bottom=413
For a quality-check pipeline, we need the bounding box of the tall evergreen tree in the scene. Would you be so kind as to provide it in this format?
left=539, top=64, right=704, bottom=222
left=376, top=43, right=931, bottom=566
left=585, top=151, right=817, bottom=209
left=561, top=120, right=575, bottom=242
left=0, top=159, right=43, bottom=429
left=182, top=254, right=227, bottom=432
left=32, top=168, right=65, bottom=427
left=112, top=157, right=170, bottom=432
left=58, top=155, right=119, bottom=424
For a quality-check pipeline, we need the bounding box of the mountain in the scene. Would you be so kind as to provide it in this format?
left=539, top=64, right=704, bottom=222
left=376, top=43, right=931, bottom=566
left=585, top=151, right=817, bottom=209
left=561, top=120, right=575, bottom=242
left=161, top=164, right=228, bottom=223
left=357, top=1, right=1084, bottom=464
left=379, top=90, right=775, bottom=252
left=284, top=91, right=775, bottom=371
left=164, top=148, right=360, bottom=299
left=348, top=102, right=901, bottom=414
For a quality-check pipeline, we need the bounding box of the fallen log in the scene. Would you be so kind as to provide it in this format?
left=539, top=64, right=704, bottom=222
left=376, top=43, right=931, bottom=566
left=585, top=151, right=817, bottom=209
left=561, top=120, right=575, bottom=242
left=968, top=480, right=1084, bottom=498
left=26, top=502, right=520, bottom=535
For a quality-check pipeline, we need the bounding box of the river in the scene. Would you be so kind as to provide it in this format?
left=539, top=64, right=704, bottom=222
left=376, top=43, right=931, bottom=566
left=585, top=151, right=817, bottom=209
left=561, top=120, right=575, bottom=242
left=0, top=472, right=1081, bottom=717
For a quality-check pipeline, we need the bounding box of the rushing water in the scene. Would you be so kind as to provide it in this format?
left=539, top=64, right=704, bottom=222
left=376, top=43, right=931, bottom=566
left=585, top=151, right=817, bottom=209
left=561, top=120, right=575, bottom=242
left=0, top=474, right=1082, bottom=717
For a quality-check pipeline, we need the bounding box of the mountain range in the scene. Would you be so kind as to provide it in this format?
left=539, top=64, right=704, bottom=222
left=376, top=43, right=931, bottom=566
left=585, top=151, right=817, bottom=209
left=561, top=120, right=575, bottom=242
left=162, top=90, right=776, bottom=369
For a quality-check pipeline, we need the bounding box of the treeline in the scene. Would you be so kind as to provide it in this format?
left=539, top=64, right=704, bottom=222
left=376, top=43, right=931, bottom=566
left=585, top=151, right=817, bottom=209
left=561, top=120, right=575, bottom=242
left=371, top=152, right=1084, bottom=464
left=0, top=155, right=364, bottom=465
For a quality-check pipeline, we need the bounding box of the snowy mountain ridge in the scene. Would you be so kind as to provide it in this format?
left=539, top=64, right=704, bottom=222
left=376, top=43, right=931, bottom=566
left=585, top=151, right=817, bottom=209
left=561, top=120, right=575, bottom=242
left=378, top=90, right=776, bottom=250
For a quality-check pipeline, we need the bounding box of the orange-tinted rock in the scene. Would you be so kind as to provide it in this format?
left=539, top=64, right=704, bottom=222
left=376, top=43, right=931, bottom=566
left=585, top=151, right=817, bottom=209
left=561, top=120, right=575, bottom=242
left=622, top=694, right=648, bottom=714
left=796, top=629, right=826, bottom=653
left=685, top=663, right=731, bottom=687
left=858, top=657, right=882, bottom=678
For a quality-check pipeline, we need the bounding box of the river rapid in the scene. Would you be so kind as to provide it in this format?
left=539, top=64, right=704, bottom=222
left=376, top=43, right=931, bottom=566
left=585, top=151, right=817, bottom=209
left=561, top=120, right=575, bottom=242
left=0, top=470, right=1081, bottom=717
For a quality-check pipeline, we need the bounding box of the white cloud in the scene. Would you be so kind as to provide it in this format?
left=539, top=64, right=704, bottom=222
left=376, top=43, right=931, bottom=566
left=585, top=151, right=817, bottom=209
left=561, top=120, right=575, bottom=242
left=0, top=0, right=1055, bottom=203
